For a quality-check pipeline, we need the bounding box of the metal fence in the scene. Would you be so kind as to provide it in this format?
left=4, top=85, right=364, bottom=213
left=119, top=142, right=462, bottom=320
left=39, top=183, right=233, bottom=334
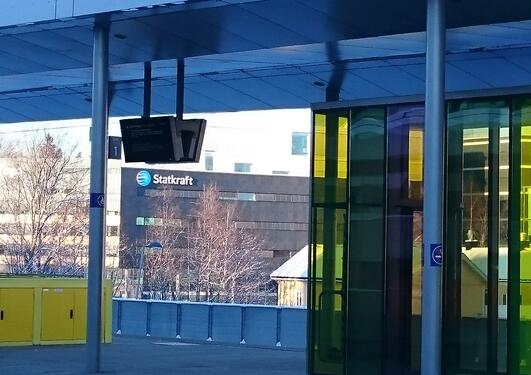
left=112, top=299, right=307, bottom=350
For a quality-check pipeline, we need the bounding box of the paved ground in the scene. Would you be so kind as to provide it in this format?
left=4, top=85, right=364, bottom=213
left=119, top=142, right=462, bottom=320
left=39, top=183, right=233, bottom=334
left=0, top=336, right=306, bottom=375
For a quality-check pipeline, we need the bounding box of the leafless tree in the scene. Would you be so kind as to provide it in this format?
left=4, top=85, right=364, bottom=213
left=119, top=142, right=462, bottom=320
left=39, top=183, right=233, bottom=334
left=0, top=133, right=89, bottom=276
left=141, top=188, right=186, bottom=299
left=186, top=185, right=267, bottom=303
left=135, top=184, right=268, bottom=303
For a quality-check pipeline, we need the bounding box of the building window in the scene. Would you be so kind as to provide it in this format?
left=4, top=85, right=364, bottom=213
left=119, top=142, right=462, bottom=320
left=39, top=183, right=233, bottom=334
left=234, top=163, right=251, bottom=173
left=292, top=132, right=309, bottom=155
left=205, top=154, right=214, bottom=171
left=296, top=291, right=303, bottom=306
left=237, top=192, right=256, bottom=201
left=135, top=217, right=145, bottom=226
left=107, top=226, right=119, bottom=236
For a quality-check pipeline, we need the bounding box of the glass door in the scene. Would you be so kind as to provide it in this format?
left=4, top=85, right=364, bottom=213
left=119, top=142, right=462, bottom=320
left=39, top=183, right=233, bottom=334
left=309, top=110, right=348, bottom=375
left=444, top=99, right=510, bottom=375
left=511, top=97, right=531, bottom=375
left=382, top=104, right=424, bottom=375
left=311, top=104, right=424, bottom=375
left=345, top=106, right=386, bottom=375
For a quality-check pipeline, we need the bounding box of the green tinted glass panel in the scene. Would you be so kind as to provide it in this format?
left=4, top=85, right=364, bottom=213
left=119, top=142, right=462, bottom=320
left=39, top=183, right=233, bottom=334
left=346, top=107, right=385, bottom=375
left=310, top=111, right=348, bottom=375
left=447, top=99, right=510, bottom=374
left=514, top=97, right=531, bottom=374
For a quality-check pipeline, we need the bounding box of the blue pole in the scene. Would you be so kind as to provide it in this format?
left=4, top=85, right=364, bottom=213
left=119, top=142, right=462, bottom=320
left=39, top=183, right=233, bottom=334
left=421, top=0, right=445, bottom=374
left=86, top=24, right=109, bottom=373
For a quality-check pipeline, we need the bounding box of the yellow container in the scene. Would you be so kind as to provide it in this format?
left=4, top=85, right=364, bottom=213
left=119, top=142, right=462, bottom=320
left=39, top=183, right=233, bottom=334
left=0, top=277, right=112, bottom=346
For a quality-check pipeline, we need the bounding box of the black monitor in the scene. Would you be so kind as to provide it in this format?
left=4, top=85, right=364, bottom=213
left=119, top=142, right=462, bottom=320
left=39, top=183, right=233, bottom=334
left=120, top=116, right=206, bottom=163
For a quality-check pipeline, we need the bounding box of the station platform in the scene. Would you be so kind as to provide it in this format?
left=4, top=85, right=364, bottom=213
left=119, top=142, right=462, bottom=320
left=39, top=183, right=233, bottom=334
left=0, top=335, right=305, bottom=375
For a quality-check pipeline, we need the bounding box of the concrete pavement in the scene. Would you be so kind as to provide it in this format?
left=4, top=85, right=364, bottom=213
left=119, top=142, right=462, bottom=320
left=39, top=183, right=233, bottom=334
left=0, top=336, right=306, bottom=375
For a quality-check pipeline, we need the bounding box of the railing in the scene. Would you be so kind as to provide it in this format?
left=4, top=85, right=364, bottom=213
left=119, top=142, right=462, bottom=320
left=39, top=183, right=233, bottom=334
left=112, top=299, right=307, bottom=350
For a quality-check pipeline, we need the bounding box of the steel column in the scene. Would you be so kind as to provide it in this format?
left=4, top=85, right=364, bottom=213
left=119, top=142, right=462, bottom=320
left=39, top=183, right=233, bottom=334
left=421, top=0, right=446, bottom=374
left=86, top=24, right=109, bottom=373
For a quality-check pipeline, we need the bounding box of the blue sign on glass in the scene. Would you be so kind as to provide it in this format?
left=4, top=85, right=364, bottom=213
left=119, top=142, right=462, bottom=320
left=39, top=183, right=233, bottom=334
left=430, top=244, right=443, bottom=267
left=90, top=193, right=105, bottom=208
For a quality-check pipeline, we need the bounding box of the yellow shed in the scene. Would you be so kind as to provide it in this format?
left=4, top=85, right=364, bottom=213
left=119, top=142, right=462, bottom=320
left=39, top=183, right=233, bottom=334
left=0, top=277, right=112, bottom=346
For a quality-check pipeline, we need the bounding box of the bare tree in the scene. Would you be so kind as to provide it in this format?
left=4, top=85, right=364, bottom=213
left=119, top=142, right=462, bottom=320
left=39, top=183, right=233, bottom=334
left=0, top=133, right=89, bottom=276
left=142, top=188, right=186, bottom=299
left=186, top=185, right=267, bottom=303
left=131, top=184, right=267, bottom=303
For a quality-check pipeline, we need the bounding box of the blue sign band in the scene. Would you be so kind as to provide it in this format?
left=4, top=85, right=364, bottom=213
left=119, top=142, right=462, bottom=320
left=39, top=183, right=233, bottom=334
left=90, top=193, right=105, bottom=208
left=430, top=244, right=443, bottom=267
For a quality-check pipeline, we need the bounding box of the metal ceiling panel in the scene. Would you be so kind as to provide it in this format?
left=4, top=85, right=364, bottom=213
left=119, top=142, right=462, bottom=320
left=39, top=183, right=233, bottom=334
left=445, top=63, right=492, bottom=92
left=221, top=77, right=308, bottom=108
left=0, top=97, right=56, bottom=120
left=0, top=1, right=530, bottom=122
left=184, top=86, right=233, bottom=113
left=0, top=36, right=82, bottom=71
left=188, top=79, right=274, bottom=110
left=0, top=0, right=530, bottom=78
left=0, top=101, right=33, bottom=121
left=47, top=92, right=92, bottom=117
left=260, top=74, right=326, bottom=103
left=137, top=12, right=262, bottom=55
left=451, top=56, right=531, bottom=88
left=0, top=45, right=51, bottom=74
left=50, top=27, right=130, bottom=66
left=354, top=65, right=424, bottom=96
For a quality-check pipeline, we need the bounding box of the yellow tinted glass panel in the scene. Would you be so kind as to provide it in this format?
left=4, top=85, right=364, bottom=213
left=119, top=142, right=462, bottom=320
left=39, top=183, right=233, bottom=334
left=409, top=129, right=423, bottom=182
left=337, top=116, right=348, bottom=179
left=314, top=114, right=326, bottom=178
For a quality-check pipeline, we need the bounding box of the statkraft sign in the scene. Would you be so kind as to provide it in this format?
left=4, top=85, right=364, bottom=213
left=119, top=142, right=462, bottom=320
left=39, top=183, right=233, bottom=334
left=136, top=170, right=195, bottom=187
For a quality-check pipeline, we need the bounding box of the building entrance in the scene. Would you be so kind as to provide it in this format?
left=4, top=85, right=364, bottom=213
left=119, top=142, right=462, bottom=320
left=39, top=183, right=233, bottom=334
left=444, top=99, right=510, bottom=375
left=309, top=104, right=424, bottom=375
left=309, top=95, right=531, bottom=375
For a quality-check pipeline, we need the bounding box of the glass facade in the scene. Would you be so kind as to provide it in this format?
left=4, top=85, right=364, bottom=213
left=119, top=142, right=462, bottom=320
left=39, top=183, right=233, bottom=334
left=309, top=94, right=531, bottom=375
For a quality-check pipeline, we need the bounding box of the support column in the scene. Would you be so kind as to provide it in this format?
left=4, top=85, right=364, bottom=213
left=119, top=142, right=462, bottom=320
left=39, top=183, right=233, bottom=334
left=421, top=0, right=445, bottom=374
left=86, top=24, right=109, bottom=373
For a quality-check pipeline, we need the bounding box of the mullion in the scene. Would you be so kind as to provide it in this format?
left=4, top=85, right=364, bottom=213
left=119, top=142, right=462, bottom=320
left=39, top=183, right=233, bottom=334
left=487, top=120, right=500, bottom=374
left=507, top=100, right=521, bottom=375
left=321, top=112, right=341, bottom=372
left=443, top=114, right=464, bottom=375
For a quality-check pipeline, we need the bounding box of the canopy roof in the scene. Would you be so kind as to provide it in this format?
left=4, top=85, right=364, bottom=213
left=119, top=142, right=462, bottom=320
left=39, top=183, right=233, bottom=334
left=1, top=0, right=531, bottom=122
